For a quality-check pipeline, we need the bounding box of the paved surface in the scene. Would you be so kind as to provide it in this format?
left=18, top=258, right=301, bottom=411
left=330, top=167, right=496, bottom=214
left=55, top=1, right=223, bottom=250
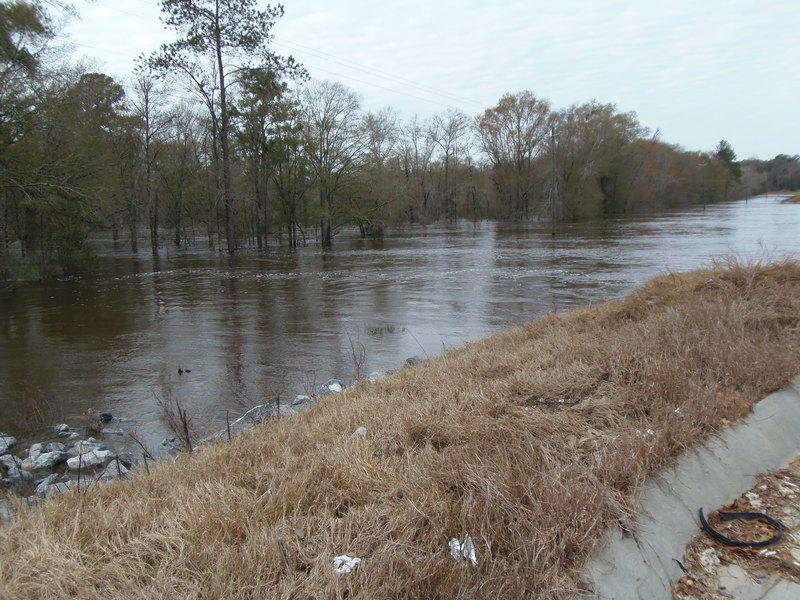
left=580, top=376, right=800, bottom=599
left=762, top=580, right=800, bottom=599
left=671, top=456, right=800, bottom=600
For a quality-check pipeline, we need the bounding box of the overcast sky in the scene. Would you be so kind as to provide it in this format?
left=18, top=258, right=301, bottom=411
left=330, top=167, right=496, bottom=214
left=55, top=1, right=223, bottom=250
left=62, top=0, right=799, bottom=160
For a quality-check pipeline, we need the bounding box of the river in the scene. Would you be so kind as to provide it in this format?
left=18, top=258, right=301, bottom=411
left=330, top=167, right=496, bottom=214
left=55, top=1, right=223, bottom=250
left=1, top=195, right=798, bottom=451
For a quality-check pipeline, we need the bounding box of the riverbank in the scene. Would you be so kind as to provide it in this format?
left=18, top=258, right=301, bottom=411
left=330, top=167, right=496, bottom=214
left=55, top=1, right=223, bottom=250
left=1, top=259, right=800, bottom=599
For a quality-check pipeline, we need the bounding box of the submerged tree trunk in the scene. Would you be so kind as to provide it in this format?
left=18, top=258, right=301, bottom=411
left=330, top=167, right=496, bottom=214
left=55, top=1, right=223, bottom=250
left=214, top=19, right=235, bottom=254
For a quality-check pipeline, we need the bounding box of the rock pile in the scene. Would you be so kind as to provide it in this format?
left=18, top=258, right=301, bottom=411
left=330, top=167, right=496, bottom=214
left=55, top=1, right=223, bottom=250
left=1, top=363, right=420, bottom=521
left=0, top=424, right=136, bottom=518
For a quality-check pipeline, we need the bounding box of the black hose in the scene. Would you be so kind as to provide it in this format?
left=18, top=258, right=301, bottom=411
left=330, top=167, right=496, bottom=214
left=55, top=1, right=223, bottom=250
left=698, top=508, right=783, bottom=548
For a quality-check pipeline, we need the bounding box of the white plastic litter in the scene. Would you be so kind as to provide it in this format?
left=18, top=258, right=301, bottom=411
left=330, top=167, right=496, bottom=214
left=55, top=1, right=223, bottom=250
left=333, top=555, right=361, bottom=575
left=744, top=491, right=763, bottom=509
left=448, top=538, right=461, bottom=560
left=448, top=534, right=478, bottom=573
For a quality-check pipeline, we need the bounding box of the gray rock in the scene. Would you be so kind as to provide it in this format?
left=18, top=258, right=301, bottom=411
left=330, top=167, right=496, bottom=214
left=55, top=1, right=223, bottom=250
left=34, top=472, right=60, bottom=486
left=237, top=403, right=272, bottom=423
left=41, top=481, right=74, bottom=497
left=116, top=453, right=137, bottom=469
left=31, top=451, right=69, bottom=470
left=292, top=394, right=314, bottom=406
left=27, top=443, right=43, bottom=459
left=71, top=440, right=105, bottom=455
left=20, top=444, right=44, bottom=470
left=67, top=432, right=80, bottom=440
left=67, top=449, right=112, bottom=470
left=0, top=454, right=22, bottom=474
left=234, top=401, right=298, bottom=425
left=44, top=442, right=67, bottom=454
left=0, top=499, right=12, bottom=521
left=367, top=371, right=385, bottom=383
left=96, top=460, right=131, bottom=482
left=320, top=379, right=346, bottom=395
left=53, top=424, right=70, bottom=435
left=0, top=455, right=31, bottom=486
left=0, top=433, right=16, bottom=454
left=34, top=473, right=60, bottom=498
left=404, top=356, right=423, bottom=367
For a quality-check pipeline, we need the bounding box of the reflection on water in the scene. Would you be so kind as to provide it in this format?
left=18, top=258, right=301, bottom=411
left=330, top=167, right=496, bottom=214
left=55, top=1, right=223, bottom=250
left=1, top=196, right=799, bottom=448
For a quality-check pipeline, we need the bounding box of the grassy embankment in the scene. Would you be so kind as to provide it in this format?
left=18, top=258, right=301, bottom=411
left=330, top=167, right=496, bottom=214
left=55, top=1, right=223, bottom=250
left=2, top=260, right=800, bottom=599
left=784, top=191, right=800, bottom=203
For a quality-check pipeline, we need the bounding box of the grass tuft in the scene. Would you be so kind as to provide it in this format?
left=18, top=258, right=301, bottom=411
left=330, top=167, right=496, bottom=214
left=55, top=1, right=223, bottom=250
left=2, top=259, right=800, bottom=599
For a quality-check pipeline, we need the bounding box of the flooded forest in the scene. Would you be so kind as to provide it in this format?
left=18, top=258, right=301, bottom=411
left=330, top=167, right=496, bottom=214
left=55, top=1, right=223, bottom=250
left=2, top=1, right=799, bottom=286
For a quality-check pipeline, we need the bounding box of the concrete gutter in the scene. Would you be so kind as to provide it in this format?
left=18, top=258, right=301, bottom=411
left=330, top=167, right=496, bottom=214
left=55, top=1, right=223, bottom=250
left=581, top=376, right=800, bottom=599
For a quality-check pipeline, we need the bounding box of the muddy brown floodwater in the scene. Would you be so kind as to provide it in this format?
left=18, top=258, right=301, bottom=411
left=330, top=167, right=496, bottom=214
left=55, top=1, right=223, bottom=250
left=1, top=196, right=799, bottom=452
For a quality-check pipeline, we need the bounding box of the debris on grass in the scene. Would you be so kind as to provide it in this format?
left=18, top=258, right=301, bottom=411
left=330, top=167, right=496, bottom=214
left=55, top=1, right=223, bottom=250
left=333, top=555, right=361, bottom=575
left=449, top=534, right=478, bottom=573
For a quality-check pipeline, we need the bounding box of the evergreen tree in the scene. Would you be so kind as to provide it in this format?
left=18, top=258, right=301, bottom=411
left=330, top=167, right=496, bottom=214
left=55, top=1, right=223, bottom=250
left=149, top=0, right=304, bottom=253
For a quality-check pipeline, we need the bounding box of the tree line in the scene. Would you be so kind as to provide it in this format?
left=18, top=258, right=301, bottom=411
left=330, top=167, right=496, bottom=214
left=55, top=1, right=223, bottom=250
left=1, top=0, right=796, bottom=283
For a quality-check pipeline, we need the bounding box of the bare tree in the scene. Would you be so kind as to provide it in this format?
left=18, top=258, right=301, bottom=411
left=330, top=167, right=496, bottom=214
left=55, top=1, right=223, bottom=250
left=431, top=109, right=471, bottom=221
left=299, top=80, right=366, bottom=246
left=270, top=99, right=312, bottom=248
left=129, top=72, right=172, bottom=255
left=476, top=91, right=552, bottom=219
left=399, top=116, right=436, bottom=222
left=552, top=102, right=645, bottom=218
left=350, top=106, right=399, bottom=236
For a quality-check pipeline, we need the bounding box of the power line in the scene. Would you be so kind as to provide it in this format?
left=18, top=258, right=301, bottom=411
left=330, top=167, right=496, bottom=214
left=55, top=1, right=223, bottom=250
left=271, top=36, right=486, bottom=110
left=71, top=0, right=487, bottom=113
left=294, top=60, right=459, bottom=112
left=68, top=40, right=457, bottom=112
left=71, top=41, right=140, bottom=60
left=127, top=0, right=163, bottom=8
left=83, top=0, right=156, bottom=22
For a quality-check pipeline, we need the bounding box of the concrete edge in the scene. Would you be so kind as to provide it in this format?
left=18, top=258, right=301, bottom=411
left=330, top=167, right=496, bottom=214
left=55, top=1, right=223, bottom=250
left=580, top=376, right=800, bottom=599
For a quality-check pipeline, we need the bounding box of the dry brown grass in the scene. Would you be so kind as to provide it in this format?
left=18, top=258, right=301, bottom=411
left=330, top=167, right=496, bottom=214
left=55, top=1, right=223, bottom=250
left=2, top=259, right=800, bottom=599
